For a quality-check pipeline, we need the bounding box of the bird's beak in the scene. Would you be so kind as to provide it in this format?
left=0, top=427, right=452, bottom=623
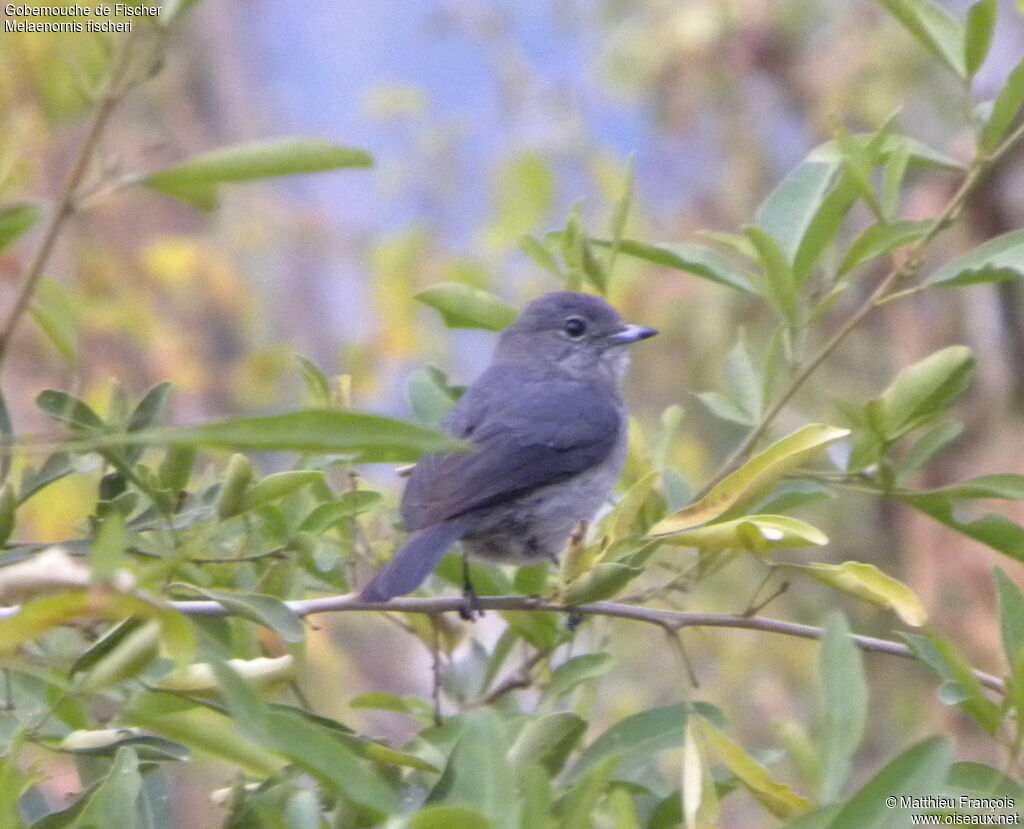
left=610, top=324, right=658, bottom=345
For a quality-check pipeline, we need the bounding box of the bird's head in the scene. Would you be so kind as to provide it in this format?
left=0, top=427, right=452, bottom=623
left=495, top=291, right=657, bottom=382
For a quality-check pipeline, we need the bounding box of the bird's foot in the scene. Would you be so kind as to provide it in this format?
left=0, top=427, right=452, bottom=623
left=566, top=608, right=585, bottom=631
left=459, top=585, right=484, bottom=621
left=458, top=554, right=484, bottom=621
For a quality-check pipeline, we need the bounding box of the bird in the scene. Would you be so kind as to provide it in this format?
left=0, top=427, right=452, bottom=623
left=359, top=291, right=657, bottom=603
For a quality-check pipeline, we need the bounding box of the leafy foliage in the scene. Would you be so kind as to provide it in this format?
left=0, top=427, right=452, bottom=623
left=2, top=1, right=1024, bottom=827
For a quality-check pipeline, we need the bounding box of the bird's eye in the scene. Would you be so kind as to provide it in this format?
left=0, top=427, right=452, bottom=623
left=563, top=317, right=587, bottom=338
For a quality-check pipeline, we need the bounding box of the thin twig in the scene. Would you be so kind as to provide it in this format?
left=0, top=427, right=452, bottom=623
left=470, top=647, right=551, bottom=708
left=68, top=593, right=1002, bottom=695
left=697, top=121, right=1024, bottom=497
left=0, top=35, right=138, bottom=369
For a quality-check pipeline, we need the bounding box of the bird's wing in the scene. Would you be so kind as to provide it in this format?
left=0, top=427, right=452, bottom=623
left=401, top=365, right=621, bottom=529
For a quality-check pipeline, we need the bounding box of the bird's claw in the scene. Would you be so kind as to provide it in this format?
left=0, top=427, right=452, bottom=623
left=459, top=585, right=483, bottom=621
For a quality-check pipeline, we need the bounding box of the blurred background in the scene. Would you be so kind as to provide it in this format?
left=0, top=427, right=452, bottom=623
left=3, top=0, right=1024, bottom=824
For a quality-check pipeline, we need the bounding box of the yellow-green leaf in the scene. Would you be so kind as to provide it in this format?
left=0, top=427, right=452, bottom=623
left=784, top=561, right=928, bottom=626
left=682, top=716, right=719, bottom=829
left=698, top=718, right=811, bottom=819
left=237, top=470, right=324, bottom=514
left=0, top=202, right=42, bottom=255
left=650, top=424, right=849, bottom=536
left=562, top=562, right=642, bottom=605
left=144, top=138, right=372, bottom=209
left=658, top=514, right=828, bottom=555
left=603, top=470, right=660, bottom=545
left=29, top=278, right=78, bottom=363
left=104, top=409, right=462, bottom=462
left=155, top=655, right=295, bottom=693
left=415, top=282, right=518, bottom=331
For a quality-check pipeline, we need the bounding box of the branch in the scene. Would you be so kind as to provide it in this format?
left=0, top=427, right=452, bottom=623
left=0, top=35, right=139, bottom=370
left=698, top=120, right=1024, bottom=496
left=161, top=593, right=1006, bottom=694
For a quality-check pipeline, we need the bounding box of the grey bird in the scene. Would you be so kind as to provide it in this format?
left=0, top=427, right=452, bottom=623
left=359, top=291, right=657, bottom=602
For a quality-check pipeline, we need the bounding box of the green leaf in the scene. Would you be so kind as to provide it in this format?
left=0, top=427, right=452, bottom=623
left=59, top=729, right=190, bottom=763
left=563, top=562, right=642, bottom=603
left=175, top=587, right=305, bottom=644
left=520, top=234, right=561, bottom=277
left=36, top=389, right=105, bottom=432
left=837, top=220, right=930, bottom=276
left=126, top=382, right=173, bottom=464
left=698, top=718, right=811, bottom=819
left=28, top=278, right=77, bottom=363
left=156, top=656, right=295, bottom=693
left=561, top=757, right=617, bottom=829
left=92, top=510, right=127, bottom=581
left=904, top=491, right=1024, bottom=560
left=406, top=365, right=460, bottom=428
left=981, top=57, right=1024, bottom=153
left=0, top=202, right=42, bottom=255
left=415, top=283, right=518, bottom=331
left=882, top=140, right=912, bottom=218
left=755, top=159, right=841, bottom=268
left=211, top=661, right=396, bottom=816
left=263, top=709, right=398, bottom=816
left=409, top=806, right=494, bottom=829
left=900, top=420, right=963, bottom=477
left=915, top=473, right=1024, bottom=500
left=947, top=761, right=1024, bottom=801
left=295, top=355, right=331, bottom=405
left=993, top=567, right=1024, bottom=669
left=755, top=135, right=959, bottom=277
left=603, top=470, right=660, bottom=544
left=927, top=229, right=1024, bottom=288
left=144, top=138, right=372, bottom=208
left=683, top=715, right=720, bottom=829
left=426, top=709, right=516, bottom=828
left=878, top=0, right=967, bottom=79
left=69, top=617, right=150, bottom=677
left=518, top=766, right=553, bottom=829
left=568, top=704, right=686, bottom=783
left=658, top=514, right=829, bottom=554
left=541, top=653, right=614, bottom=703
left=696, top=391, right=755, bottom=427
left=348, top=691, right=434, bottom=717
left=899, top=633, right=1003, bottom=732
left=124, top=693, right=283, bottom=776
left=964, top=0, right=997, bottom=79
left=56, top=746, right=141, bottom=829
left=507, top=713, right=587, bottom=779
left=817, top=613, right=867, bottom=802
left=298, top=491, right=383, bottom=533
left=595, top=238, right=755, bottom=293
left=724, top=331, right=763, bottom=423
left=784, top=561, right=928, bottom=626
left=605, top=157, right=635, bottom=280
left=870, top=346, right=975, bottom=440
left=745, top=226, right=798, bottom=322
left=215, top=453, right=253, bottom=519
left=236, top=470, right=324, bottom=514
left=650, top=424, right=849, bottom=535
left=835, top=127, right=883, bottom=218
left=823, top=737, right=952, bottom=829
left=115, top=409, right=461, bottom=462
left=73, top=619, right=161, bottom=691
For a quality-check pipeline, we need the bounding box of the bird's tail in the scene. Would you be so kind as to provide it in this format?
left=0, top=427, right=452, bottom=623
left=358, top=519, right=467, bottom=602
